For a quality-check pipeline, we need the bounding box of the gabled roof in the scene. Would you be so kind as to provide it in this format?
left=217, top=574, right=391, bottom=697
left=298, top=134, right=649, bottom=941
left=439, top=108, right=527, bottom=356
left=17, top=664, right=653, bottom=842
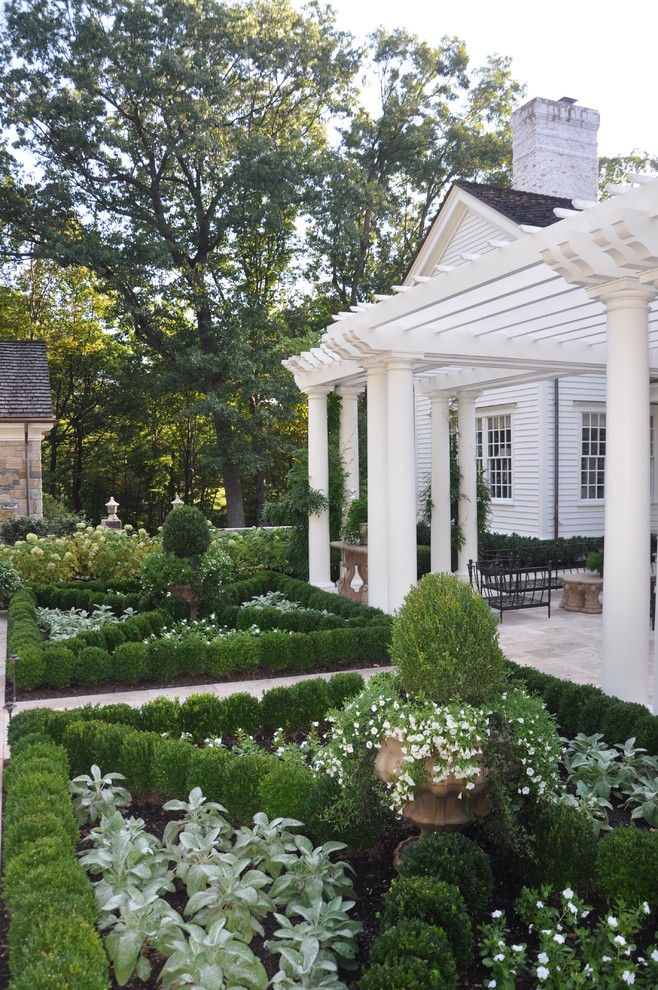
left=452, top=180, right=578, bottom=228
left=0, top=340, right=54, bottom=419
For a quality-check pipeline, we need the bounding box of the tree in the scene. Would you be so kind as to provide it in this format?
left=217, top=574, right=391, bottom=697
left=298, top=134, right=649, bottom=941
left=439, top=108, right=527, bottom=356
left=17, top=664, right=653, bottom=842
left=0, top=0, right=358, bottom=525
left=305, top=29, right=524, bottom=307
left=599, top=153, right=658, bottom=197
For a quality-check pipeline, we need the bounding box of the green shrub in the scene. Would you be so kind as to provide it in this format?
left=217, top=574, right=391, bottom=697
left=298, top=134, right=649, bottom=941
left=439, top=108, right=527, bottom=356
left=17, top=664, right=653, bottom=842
left=7, top=732, right=63, bottom=762
left=383, top=877, right=473, bottom=971
left=116, top=729, right=160, bottom=795
left=110, top=641, right=148, bottom=683
left=174, top=636, right=208, bottom=675
left=3, top=753, right=68, bottom=793
left=327, top=671, right=365, bottom=709
left=7, top=707, right=51, bottom=748
left=10, top=913, right=109, bottom=990
left=3, top=835, right=71, bottom=884
left=185, top=747, right=232, bottom=804
left=216, top=692, right=261, bottom=736
left=368, top=918, right=457, bottom=982
left=162, top=504, right=210, bottom=558
left=260, top=685, right=295, bottom=730
left=258, top=755, right=317, bottom=823
left=0, top=557, right=22, bottom=602
left=596, top=828, right=658, bottom=905
left=4, top=790, right=78, bottom=849
left=633, top=712, right=658, bottom=755
left=519, top=798, right=597, bottom=891
left=601, top=700, right=651, bottom=747
left=206, top=634, right=259, bottom=677
left=100, top=623, right=126, bottom=652
left=221, top=752, right=275, bottom=822
left=357, top=954, right=456, bottom=990
left=180, top=693, right=225, bottom=740
left=151, top=737, right=196, bottom=797
left=15, top=645, right=46, bottom=689
left=72, top=646, right=113, bottom=686
left=145, top=637, right=180, bottom=680
left=62, top=718, right=132, bottom=777
left=397, top=832, right=493, bottom=919
left=2, top=812, right=75, bottom=866
left=140, top=696, right=182, bottom=735
left=289, top=678, right=331, bottom=728
left=41, top=642, right=75, bottom=687
left=391, top=572, right=504, bottom=705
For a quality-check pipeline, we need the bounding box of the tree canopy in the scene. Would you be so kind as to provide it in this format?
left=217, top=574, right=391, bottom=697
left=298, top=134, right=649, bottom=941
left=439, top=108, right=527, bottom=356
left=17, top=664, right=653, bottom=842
left=0, top=0, right=525, bottom=526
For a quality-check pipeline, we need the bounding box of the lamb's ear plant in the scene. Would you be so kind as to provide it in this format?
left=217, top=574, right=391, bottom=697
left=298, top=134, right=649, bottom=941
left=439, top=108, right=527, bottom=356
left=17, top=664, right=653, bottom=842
left=271, top=895, right=362, bottom=969
left=184, top=855, right=274, bottom=942
left=269, top=937, right=346, bottom=990
left=162, top=786, right=233, bottom=847
left=101, top=885, right=184, bottom=986
left=170, top=824, right=234, bottom=895
left=158, top=917, right=268, bottom=990
left=69, top=764, right=132, bottom=825
left=232, top=813, right=303, bottom=879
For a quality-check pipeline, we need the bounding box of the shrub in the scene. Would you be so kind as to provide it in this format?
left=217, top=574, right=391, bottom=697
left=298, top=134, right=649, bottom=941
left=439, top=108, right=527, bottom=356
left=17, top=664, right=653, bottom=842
left=139, top=549, right=196, bottom=605
left=15, top=645, right=46, bottom=689
left=10, top=914, right=109, bottom=990
left=185, top=747, right=232, bottom=803
left=7, top=706, right=51, bottom=748
left=110, top=641, right=148, bottom=684
left=2, top=812, right=75, bottom=866
left=367, top=918, right=457, bottom=985
left=258, top=755, right=317, bottom=823
left=397, top=832, right=494, bottom=919
left=391, top=572, right=505, bottom=705
left=519, top=798, right=597, bottom=891
left=596, top=828, right=658, bottom=905
left=140, top=696, right=182, bottom=735
left=216, top=692, right=261, bottom=736
left=0, top=557, right=22, bottom=602
left=162, top=504, right=210, bottom=558
left=41, top=642, right=75, bottom=687
left=327, top=671, right=365, bottom=709
left=261, top=685, right=296, bottom=730
left=206, top=634, right=259, bottom=678
left=357, top=954, right=456, bottom=990
left=180, top=693, right=225, bottom=740
left=220, top=751, right=275, bottom=822
left=383, top=877, right=473, bottom=970
left=62, top=719, right=132, bottom=778
left=290, top=678, right=331, bottom=728
left=116, top=729, right=161, bottom=795
left=72, top=646, right=113, bottom=686
left=151, top=737, right=196, bottom=797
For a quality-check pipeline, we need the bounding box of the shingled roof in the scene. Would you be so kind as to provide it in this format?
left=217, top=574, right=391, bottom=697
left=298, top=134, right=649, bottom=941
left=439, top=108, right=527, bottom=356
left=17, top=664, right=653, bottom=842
left=453, top=180, right=579, bottom=227
left=0, top=340, right=54, bottom=419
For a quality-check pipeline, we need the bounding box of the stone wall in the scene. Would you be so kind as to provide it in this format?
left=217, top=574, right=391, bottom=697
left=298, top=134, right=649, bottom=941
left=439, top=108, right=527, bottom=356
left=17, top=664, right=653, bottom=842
left=0, top=438, right=45, bottom=520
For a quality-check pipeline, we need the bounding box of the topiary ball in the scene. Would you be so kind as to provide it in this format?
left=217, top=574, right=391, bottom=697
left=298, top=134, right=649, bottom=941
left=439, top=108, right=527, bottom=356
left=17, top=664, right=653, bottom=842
left=161, top=505, right=210, bottom=559
left=397, top=831, right=494, bottom=919
left=391, top=572, right=505, bottom=705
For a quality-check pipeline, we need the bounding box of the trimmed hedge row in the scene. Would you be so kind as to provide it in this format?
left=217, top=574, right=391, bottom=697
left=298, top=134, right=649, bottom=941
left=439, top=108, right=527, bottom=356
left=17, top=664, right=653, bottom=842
left=30, top=578, right=141, bottom=612
left=479, top=532, right=604, bottom=567
left=2, top=735, right=109, bottom=989
left=8, top=671, right=366, bottom=749
left=10, top=572, right=392, bottom=691
left=504, top=659, right=658, bottom=754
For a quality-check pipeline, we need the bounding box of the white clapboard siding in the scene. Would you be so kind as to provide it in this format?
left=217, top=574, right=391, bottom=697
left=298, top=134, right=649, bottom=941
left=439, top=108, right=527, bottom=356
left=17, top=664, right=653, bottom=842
left=415, top=390, right=432, bottom=514
left=556, top=375, right=606, bottom=537
left=439, top=214, right=501, bottom=268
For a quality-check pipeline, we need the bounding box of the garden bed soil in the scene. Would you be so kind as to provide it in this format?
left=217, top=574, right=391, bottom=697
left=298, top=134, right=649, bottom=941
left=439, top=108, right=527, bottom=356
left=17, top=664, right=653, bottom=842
left=7, top=657, right=393, bottom=703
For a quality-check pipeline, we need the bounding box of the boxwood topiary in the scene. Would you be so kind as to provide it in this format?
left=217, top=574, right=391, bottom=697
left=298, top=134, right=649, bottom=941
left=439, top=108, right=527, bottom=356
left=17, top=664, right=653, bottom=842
left=383, top=877, right=472, bottom=970
left=391, top=572, right=505, bottom=705
left=162, top=504, right=210, bottom=558
left=397, top=832, right=494, bottom=919
left=357, top=954, right=457, bottom=990
left=368, top=918, right=457, bottom=982
left=596, top=827, right=658, bottom=905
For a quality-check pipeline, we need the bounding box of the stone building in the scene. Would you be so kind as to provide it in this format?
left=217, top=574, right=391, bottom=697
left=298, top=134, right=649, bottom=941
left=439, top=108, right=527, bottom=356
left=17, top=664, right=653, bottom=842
left=0, top=340, right=55, bottom=520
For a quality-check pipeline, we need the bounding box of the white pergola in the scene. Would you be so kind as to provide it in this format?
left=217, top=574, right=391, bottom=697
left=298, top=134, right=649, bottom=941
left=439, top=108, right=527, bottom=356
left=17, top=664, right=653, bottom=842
left=285, top=176, right=658, bottom=711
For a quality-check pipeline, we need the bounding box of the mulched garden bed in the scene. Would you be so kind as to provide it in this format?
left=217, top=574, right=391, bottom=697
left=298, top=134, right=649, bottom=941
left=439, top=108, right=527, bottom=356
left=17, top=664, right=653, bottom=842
left=7, top=657, right=393, bottom=703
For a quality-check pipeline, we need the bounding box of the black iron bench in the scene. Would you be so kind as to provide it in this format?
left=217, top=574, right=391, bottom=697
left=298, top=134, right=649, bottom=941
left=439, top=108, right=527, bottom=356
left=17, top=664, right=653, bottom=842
left=468, top=559, right=553, bottom=622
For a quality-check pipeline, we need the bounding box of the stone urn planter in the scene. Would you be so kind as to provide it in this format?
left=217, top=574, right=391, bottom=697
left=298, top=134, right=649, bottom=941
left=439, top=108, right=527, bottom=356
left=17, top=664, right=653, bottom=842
left=374, top=735, right=492, bottom=836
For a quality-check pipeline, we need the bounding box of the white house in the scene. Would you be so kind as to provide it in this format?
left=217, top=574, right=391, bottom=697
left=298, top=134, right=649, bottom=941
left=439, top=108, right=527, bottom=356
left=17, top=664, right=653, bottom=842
left=285, top=95, right=658, bottom=711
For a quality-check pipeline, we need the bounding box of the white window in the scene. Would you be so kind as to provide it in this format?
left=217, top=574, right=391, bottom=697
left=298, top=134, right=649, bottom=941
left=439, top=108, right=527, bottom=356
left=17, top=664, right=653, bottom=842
left=581, top=412, right=606, bottom=500
left=476, top=414, right=512, bottom=500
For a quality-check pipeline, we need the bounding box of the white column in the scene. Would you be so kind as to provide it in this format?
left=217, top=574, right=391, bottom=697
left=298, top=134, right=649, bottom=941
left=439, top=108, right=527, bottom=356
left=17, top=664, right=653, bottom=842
left=366, top=362, right=389, bottom=611
left=387, top=358, right=418, bottom=612
left=457, top=394, right=479, bottom=580
left=306, top=386, right=333, bottom=591
left=336, top=386, right=362, bottom=504
left=429, top=392, right=452, bottom=573
left=595, top=280, right=655, bottom=705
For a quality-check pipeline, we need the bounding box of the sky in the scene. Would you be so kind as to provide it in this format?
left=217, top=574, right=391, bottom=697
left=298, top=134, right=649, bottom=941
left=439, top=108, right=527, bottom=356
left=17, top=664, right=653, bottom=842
left=316, top=0, right=656, bottom=159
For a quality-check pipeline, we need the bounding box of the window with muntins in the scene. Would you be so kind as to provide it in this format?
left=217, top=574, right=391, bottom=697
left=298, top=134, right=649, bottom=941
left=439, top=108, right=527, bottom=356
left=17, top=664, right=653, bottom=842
left=581, top=412, right=606, bottom=500
left=476, top=414, right=512, bottom=500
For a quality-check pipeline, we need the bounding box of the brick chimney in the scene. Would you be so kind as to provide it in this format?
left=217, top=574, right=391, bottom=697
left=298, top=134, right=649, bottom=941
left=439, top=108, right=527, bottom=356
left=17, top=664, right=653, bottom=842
left=511, top=96, right=600, bottom=202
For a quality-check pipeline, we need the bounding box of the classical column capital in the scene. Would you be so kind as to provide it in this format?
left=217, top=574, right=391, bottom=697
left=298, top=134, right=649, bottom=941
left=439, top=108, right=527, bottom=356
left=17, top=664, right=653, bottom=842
left=335, top=384, right=364, bottom=399
left=303, top=384, right=333, bottom=400
left=587, top=276, right=657, bottom=309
